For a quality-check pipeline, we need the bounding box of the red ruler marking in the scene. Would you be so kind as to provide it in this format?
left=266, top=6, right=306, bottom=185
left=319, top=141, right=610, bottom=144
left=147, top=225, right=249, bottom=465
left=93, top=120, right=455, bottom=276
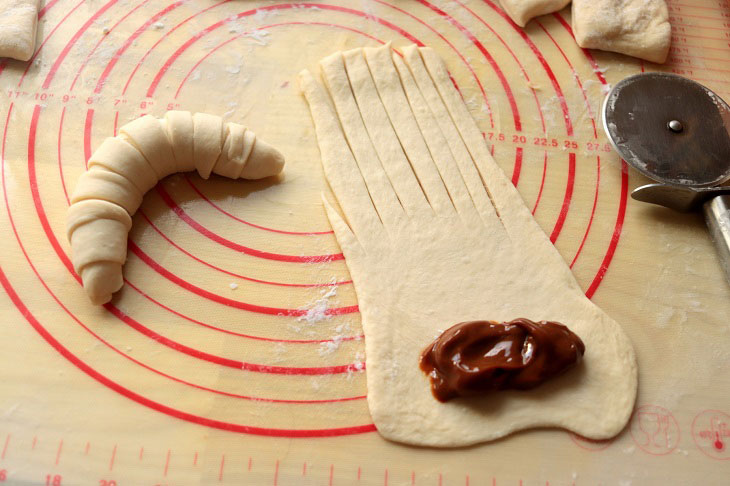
left=0, top=199, right=375, bottom=442
left=70, top=0, right=153, bottom=91
left=673, top=32, right=730, bottom=41
left=57, top=107, right=69, bottom=205
left=55, top=440, right=63, bottom=466
left=585, top=162, right=629, bottom=299
left=673, top=20, right=729, bottom=29
left=669, top=11, right=722, bottom=20
left=1, top=434, right=10, bottom=460
left=570, top=156, right=601, bottom=268
left=42, top=0, right=119, bottom=90
left=109, top=444, right=116, bottom=472
left=670, top=2, right=729, bottom=11
left=182, top=172, right=334, bottom=236
left=94, top=1, right=184, bottom=94
left=18, top=0, right=86, bottom=87
left=122, top=0, right=231, bottom=95
left=549, top=153, right=576, bottom=243
left=146, top=4, right=423, bottom=97
left=163, top=449, right=171, bottom=477
left=531, top=152, right=548, bottom=215
left=671, top=54, right=730, bottom=63
left=83, top=109, right=93, bottom=168
left=154, top=184, right=344, bottom=263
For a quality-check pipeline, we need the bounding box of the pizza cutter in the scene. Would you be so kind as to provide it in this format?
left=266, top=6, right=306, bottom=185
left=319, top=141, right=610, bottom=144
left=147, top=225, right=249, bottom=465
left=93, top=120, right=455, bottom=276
left=602, top=72, right=730, bottom=284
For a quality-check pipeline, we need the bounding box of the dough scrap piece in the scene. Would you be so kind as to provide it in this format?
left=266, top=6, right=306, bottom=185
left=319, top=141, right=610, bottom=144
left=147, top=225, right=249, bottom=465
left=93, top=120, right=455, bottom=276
left=498, top=0, right=570, bottom=27
left=572, top=0, right=671, bottom=64
left=0, top=0, right=40, bottom=61
left=299, top=44, right=637, bottom=447
left=67, top=112, right=285, bottom=305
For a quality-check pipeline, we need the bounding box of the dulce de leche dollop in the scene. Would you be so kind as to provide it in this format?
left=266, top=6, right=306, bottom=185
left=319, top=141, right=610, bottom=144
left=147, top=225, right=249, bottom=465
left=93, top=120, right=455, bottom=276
left=419, top=319, right=585, bottom=402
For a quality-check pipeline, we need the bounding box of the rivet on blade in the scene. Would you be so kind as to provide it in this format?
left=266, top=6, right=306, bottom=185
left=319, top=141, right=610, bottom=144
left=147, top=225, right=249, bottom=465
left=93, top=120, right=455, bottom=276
left=667, top=120, right=683, bottom=133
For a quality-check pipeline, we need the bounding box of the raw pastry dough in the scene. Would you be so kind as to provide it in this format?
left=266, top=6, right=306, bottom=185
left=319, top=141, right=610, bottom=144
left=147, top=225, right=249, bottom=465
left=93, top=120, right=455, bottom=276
left=299, top=44, right=637, bottom=447
left=67, top=112, right=285, bottom=305
left=572, top=0, right=671, bottom=64
left=0, top=0, right=40, bottom=61
left=498, top=0, right=570, bottom=27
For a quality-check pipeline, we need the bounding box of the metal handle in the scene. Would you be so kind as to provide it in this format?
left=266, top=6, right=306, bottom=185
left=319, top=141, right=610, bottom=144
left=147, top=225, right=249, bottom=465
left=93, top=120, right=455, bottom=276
left=703, top=194, right=730, bottom=285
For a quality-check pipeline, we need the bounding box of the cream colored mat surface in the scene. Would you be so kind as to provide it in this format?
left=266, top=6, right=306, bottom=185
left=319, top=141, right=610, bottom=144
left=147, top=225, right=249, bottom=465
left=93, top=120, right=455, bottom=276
left=0, top=0, right=728, bottom=483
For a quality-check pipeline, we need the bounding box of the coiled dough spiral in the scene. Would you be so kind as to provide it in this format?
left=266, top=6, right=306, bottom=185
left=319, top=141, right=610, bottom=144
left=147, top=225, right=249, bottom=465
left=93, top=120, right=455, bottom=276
left=67, top=111, right=285, bottom=305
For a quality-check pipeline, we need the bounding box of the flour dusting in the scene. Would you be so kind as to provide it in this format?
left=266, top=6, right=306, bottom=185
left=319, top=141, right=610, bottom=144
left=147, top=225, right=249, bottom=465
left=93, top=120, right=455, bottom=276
left=297, top=284, right=338, bottom=326
left=243, top=30, right=270, bottom=46
left=318, top=335, right=343, bottom=356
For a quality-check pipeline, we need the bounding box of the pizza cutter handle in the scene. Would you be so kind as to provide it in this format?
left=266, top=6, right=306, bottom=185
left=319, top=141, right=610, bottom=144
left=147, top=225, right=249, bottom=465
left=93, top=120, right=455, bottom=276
left=703, top=194, right=730, bottom=285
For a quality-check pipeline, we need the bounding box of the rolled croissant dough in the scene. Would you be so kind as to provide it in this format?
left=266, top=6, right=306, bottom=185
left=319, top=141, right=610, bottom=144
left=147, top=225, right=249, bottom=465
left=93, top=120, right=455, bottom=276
left=67, top=111, right=285, bottom=305
left=572, top=0, right=671, bottom=64
left=300, top=44, right=637, bottom=447
left=0, top=0, right=40, bottom=61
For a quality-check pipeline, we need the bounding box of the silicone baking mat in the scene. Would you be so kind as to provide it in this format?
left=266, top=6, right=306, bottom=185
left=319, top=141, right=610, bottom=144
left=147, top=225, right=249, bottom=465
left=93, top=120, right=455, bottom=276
left=0, top=0, right=729, bottom=484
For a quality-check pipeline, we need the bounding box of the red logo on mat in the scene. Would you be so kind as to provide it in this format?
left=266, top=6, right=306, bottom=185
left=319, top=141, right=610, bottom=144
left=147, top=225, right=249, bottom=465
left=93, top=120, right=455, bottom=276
left=692, top=410, right=730, bottom=460
left=569, top=433, right=613, bottom=451
left=629, top=405, right=680, bottom=455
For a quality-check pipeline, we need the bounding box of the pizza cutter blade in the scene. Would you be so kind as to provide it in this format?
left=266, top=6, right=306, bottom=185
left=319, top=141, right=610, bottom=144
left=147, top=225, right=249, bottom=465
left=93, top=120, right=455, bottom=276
left=603, top=72, right=730, bottom=284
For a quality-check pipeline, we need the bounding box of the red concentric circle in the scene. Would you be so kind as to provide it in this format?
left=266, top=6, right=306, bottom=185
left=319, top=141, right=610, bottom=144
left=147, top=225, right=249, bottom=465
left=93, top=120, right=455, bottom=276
left=0, top=0, right=630, bottom=436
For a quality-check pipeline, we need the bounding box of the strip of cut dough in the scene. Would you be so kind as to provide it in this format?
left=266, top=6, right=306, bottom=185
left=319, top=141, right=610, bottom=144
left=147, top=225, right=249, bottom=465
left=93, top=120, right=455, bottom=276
left=319, top=52, right=404, bottom=229
left=0, top=0, right=40, bottom=61
left=67, top=112, right=285, bottom=305
left=163, top=110, right=195, bottom=172
left=119, top=115, right=177, bottom=179
left=391, top=54, right=479, bottom=225
left=298, top=70, right=383, bottom=245
left=572, top=0, right=671, bottom=64
left=192, top=112, right=224, bottom=179
left=363, top=45, right=453, bottom=216
left=402, top=45, right=500, bottom=229
left=300, top=44, right=637, bottom=447
left=417, top=46, right=543, bottom=244
left=71, top=167, right=145, bottom=215
left=88, top=137, right=159, bottom=194
left=342, top=48, right=430, bottom=217
left=498, top=0, right=570, bottom=27
left=213, top=123, right=248, bottom=179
